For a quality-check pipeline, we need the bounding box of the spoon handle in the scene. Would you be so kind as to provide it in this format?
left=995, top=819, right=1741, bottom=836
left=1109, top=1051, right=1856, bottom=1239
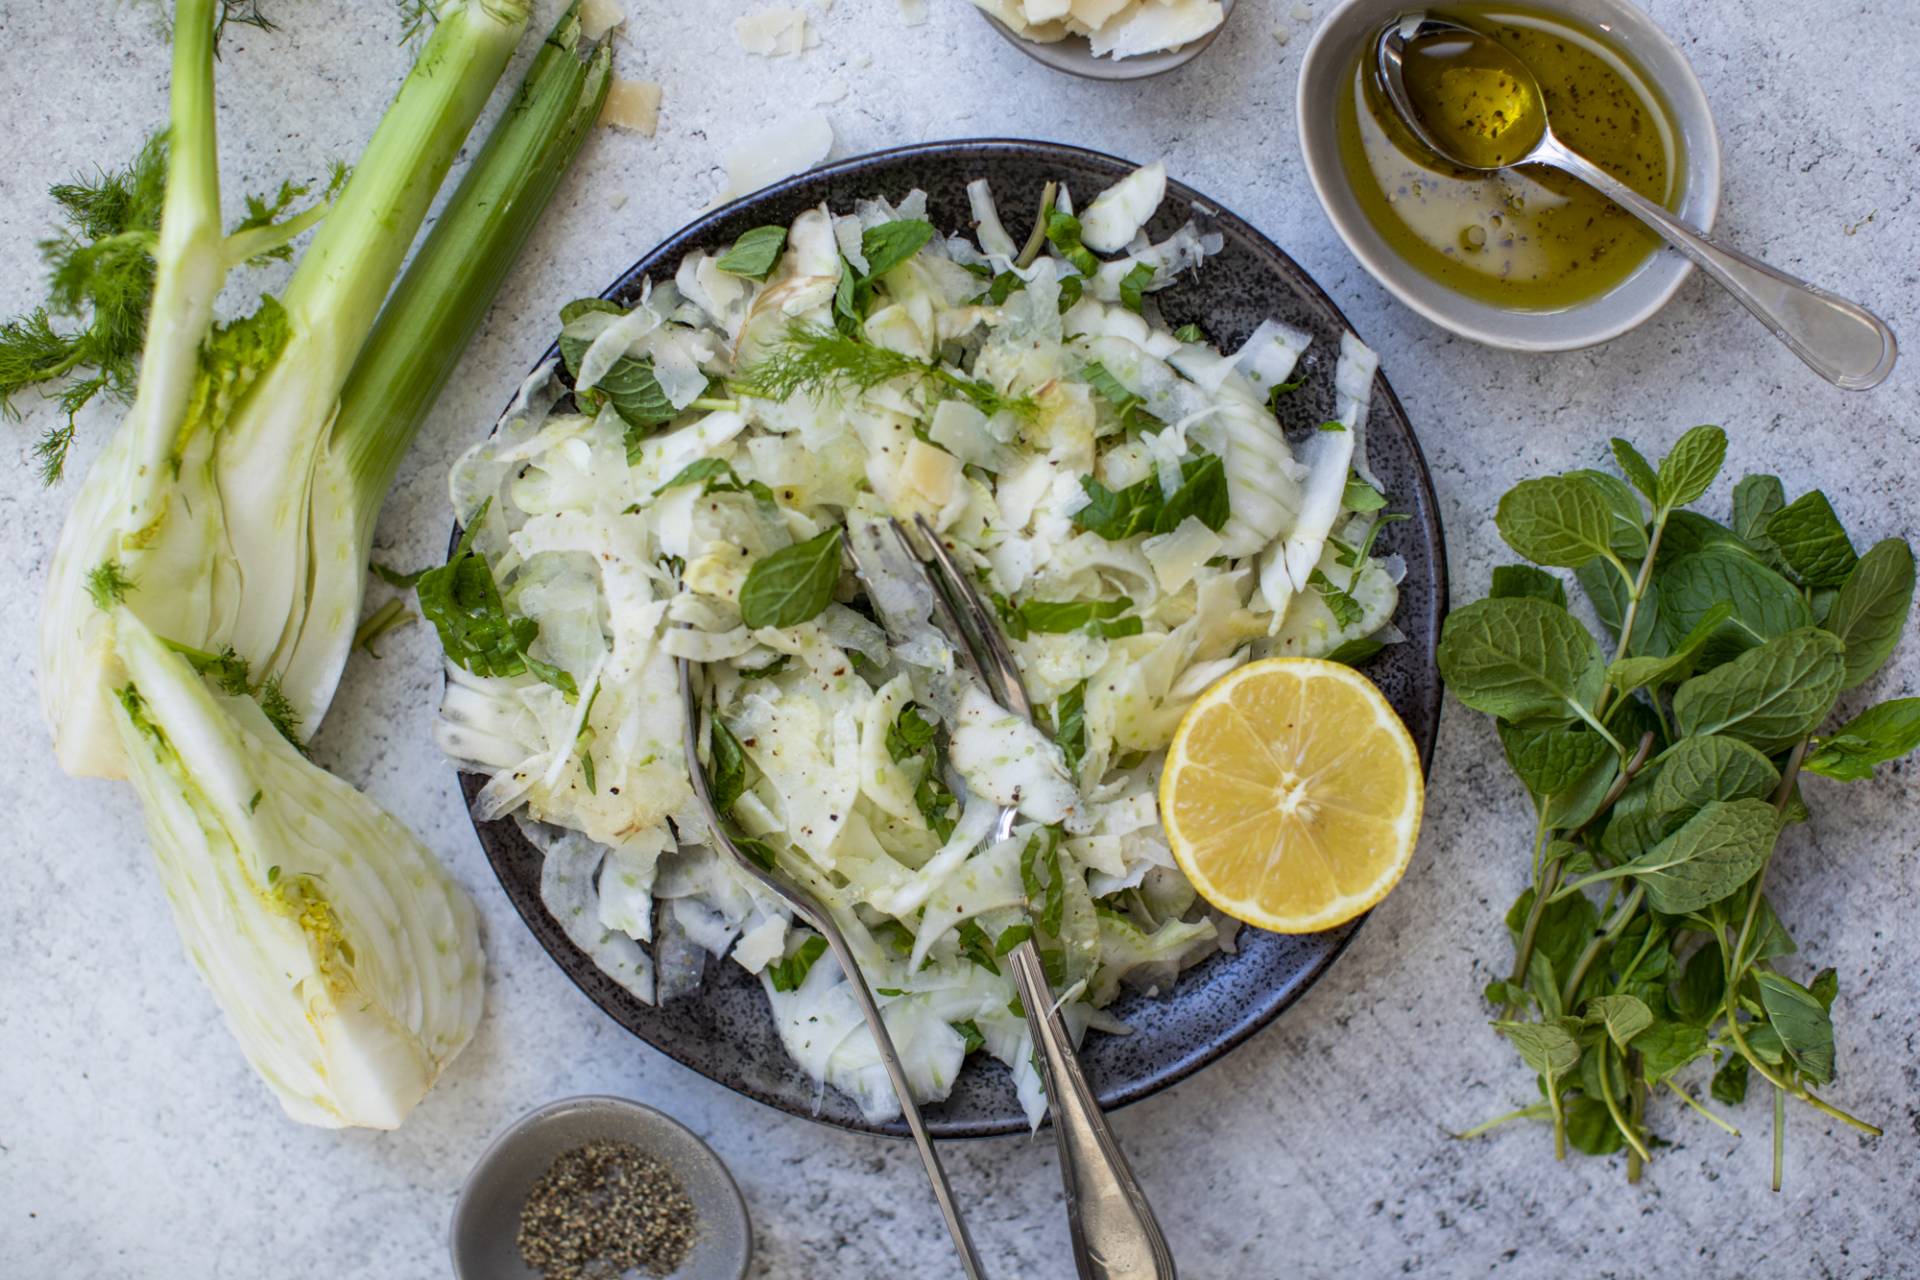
left=1008, top=939, right=1177, bottom=1280
left=1534, top=136, right=1897, bottom=391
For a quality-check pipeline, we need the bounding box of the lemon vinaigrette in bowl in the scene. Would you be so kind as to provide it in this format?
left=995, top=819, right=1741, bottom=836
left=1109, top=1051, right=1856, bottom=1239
left=1335, top=3, right=1682, bottom=309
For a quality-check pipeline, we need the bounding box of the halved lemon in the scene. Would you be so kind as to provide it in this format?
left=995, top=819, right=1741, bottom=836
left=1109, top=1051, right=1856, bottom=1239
left=1159, top=658, right=1424, bottom=933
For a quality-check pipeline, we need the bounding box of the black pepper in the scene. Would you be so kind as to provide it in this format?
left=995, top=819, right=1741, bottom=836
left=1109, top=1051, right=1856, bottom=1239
left=517, top=1139, right=700, bottom=1280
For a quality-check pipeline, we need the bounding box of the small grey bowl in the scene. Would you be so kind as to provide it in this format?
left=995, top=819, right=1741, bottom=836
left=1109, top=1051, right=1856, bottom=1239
left=451, top=1096, right=752, bottom=1280
left=979, top=0, right=1236, bottom=80
left=1296, top=0, right=1723, bottom=351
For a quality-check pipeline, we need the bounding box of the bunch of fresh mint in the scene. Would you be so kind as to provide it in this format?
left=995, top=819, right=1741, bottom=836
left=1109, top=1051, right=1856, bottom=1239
left=1437, top=424, right=1915, bottom=1186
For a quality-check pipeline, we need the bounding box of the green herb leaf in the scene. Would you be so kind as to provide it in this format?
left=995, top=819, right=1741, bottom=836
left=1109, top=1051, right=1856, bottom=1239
left=1732, top=473, right=1787, bottom=543
left=1496, top=474, right=1620, bottom=568
left=1490, top=564, right=1567, bottom=608
left=1766, top=490, right=1857, bottom=586
left=956, top=920, right=1000, bottom=975
left=1159, top=453, right=1232, bottom=533
left=1711, top=1053, right=1750, bottom=1105
left=1670, top=941, right=1726, bottom=1025
left=1324, top=635, right=1386, bottom=667
left=1309, top=569, right=1365, bottom=629
left=1171, top=323, right=1206, bottom=343
left=1118, top=261, right=1156, bottom=313
left=715, top=225, right=789, bottom=279
left=1656, top=424, right=1728, bottom=510
left=952, top=1018, right=987, bottom=1054
left=1622, top=798, right=1779, bottom=914
left=995, top=923, right=1034, bottom=955
left=739, top=528, right=843, bottom=629
left=1044, top=210, right=1099, bottom=277
left=710, top=719, right=748, bottom=812
left=1611, top=437, right=1661, bottom=504
left=1636, top=1020, right=1710, bottom=1083
left=1584, top=994, right=1654, bottom=1050
left=654, top=456, right=736, bottom=494
left=1081, top=360, right=1162, bottom=433
left=1497, top=721, right=1612, bottom=802
left=1017, top=596, right=1142, bottom=639
left=1055, top=681, right=1088, bottom=775
left=834, top=254, right=871, bottom=335
left=886, top=702, right=938, bottom=764
left=1495, top=1018, right=1581, bottom=1080
left=1823, top=538, right=1915, bottom=689
left=1650, top=734, right=1780, bottom=826
left=1654, top=550, right=1809, bottom=663
left=1436, top=597, right=1605, bottom=724
left=861, top=219, right=937, bottom=277
left=1608, top=602, right=1730, bottom=696
left=1754, top=971, right=1835, bottom=1084
left=1671, top=628, right=1846, bottom=752
left=767, top=933, right=829, bottom=992
left=1804, top=698, right=1920, bottom=781
left=559, top=329, right=679, bottom=438
left=1343, top=475, right=1388, bottom=513
left=418, top=499, right=542, bottom=680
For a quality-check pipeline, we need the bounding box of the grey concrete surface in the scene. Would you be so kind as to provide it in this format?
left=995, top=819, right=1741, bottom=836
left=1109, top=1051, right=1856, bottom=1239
left=1, top=2, right=1916, bottom=1277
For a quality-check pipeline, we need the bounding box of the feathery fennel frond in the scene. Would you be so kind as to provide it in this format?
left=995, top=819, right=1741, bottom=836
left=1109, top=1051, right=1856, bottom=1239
left=737, top=325, right=1037, bottom=420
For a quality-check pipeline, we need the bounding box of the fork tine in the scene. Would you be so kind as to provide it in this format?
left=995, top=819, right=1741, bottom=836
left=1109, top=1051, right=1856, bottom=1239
left=910, top=514, right=1033, bottom=718
left=884, top=517, right=996, bottom=693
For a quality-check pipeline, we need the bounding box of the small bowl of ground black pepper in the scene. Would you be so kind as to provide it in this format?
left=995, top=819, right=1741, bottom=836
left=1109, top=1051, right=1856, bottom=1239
left=452, top=1096, right=752, bottom=1280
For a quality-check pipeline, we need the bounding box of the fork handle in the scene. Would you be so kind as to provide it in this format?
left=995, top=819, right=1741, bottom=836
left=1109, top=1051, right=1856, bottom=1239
left=1009, top=940, right=1177, bottom=1280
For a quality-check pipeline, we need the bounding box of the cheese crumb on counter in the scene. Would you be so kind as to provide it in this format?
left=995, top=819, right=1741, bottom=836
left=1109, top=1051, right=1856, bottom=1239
left=601, top=79, right=662, bottom=136
left=719, top=112, right=834, bottom=202
left=580, top=0, right=625, bottom=40
left=736, top=7, right=812, bottom=56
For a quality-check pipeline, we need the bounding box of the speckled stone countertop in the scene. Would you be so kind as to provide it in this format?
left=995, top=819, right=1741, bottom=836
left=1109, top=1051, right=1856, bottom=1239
left=2, top=2, right=1916, bottom=1276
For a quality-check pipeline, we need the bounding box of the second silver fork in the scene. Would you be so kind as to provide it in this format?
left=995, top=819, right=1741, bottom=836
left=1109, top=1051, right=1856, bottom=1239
left=885, top=515, right=1178, bottom=1280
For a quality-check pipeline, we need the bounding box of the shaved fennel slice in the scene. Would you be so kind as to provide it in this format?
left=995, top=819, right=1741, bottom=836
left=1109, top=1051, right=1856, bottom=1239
left=1231, top=319, right=1312, bottom=396
left=111, top=610, right=483, bottom=1130
left=1278, top=332, right=1378, bottom=595
left=527, top=820, right=656, bottom=1003
left=966, top=179, right=1018, bottom=260
left=1079, top=161, right=1167, bottom=254
left=1334, top=330, right=1383, bottom=488
left=949, top=683, right=1084, bottom=830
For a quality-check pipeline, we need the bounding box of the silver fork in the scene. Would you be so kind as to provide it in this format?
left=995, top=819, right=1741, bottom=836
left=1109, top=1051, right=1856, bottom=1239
left=677, top=656, right=987, bottom=1280
left=887, top=515, right=1178, bottom=1280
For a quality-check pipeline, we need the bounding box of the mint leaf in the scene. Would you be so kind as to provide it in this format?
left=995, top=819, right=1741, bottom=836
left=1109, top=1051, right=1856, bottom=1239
left=886, top=702, right=938, bottom=763
left=1497, top=721, right=1612, bottom=800
left=1824, top=538, right=1915, bottom=689
left=861, top=219, right=936, bottom=277
left=1623, top=798, right=1779, bottom=914
left=1766, top=490, right=1857, bottom=586
left=1569, top=468, right=1649, bottom=559
left=739, top=528, right=843, bottom=629
left=1309, top=569, right=1364, bottom=629
left=1017, top=596, right=1141, bottom=638
left=1159, top=454, right=1231, bottom=533
left=1805, top=698, right=1920, bottom=781
left=1343, top=475, right=1388, bottom=513
left=952, top=1018, right=987, bottom=1054
left=1635, top=1021, right=1709, bottom=1082
left=1490, top=564, right=1567, bottom=608
left=1651, top=734, right=1780, bottom=827
left=1732, top=473, right=1786, bottom=543
left=1496, top=1018, right=1581, bottom=1080
left=1585, top=994, right=1654, bottom=1050
left=710, top=718, right=749, bottom=811
left=1657, top=424, right=1728, bottom=510
left=1496, top=474, right=1618, bottom=568
left=1671, top=628, right=1846, bottom=752
left=1118, top=261, right=1155, bottom=313
left=418, top=499, right=539, bottom=680
left=1055, top=681, right=1088, bottom=774
left=1611, top=437, right=1660, bottom=504
left=654, top=456, right=736, bottom=494
left=1755, top=971, right=1835, bottom=1084
left=1655, top=550, right=1809, bottom=662
left=559, top=331, right=678, bottom=438
left=767, top=934, right=829, bottom=992
left=1081, top=360, right=1162, bottom=433
left=1437, top=597, right=1605, bottom=723
left=1172, top=323, right=1205, bottom=343
left=715, top=225, right=789, bottom=279
left=1044, top=210, right=1099, bottom=276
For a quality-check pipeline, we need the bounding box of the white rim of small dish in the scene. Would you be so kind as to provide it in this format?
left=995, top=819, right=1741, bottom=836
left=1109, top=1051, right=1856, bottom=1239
left=979, top=0, right=1237, bottom=81
left=1295, top=0, right=1724, bottom=352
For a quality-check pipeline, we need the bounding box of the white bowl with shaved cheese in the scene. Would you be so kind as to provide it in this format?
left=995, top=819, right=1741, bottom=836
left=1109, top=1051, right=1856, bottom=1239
left=972, top=0, right=1236, bottom=78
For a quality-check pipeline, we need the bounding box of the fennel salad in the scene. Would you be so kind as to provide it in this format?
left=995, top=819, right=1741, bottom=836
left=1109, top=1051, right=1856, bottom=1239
left=428, top=163, right=1406, bottom=1124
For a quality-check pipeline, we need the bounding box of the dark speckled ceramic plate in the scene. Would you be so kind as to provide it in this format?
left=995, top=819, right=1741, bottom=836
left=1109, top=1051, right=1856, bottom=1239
left=461, top=139, right=1448, bottom=1138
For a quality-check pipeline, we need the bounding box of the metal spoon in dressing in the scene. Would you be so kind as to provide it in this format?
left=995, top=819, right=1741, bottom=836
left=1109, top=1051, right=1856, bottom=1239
left=1374, top=13, right=1897, bottom=390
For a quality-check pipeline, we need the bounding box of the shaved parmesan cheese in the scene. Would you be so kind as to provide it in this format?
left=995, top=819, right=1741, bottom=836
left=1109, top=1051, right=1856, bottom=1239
left=720, top=112, right=834, bottom=202
left=1080, top=161, right=1166, bottom=254
left=736, top=8, right=810, bottom=56
left=601, top=79, right=662, bottom=136
left=1087, top=0, right=1223, bottom=58
left=580, top=0, right=625, bottom=40
left=899, top=0, right=930, bottom=23
left=1143, top=517, right=1223, bottom=593
left=814, top=77, right=850, bottom=105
